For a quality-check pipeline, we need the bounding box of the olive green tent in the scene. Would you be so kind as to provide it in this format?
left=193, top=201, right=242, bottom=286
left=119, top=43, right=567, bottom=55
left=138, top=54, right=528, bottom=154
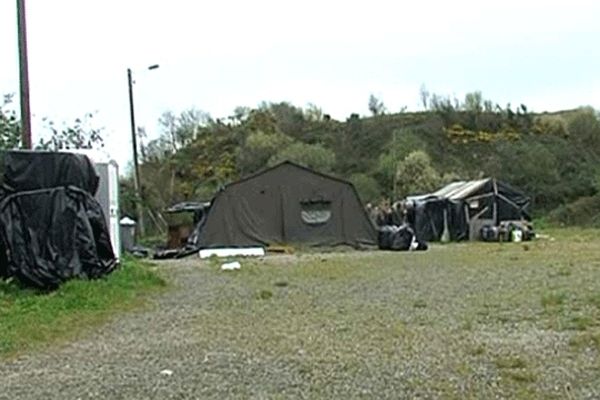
left=197, top=161, right=377, bottom=248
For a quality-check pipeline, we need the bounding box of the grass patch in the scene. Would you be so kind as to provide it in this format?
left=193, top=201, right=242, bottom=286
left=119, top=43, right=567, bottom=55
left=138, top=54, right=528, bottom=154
left=568, top=331, right=600, bottom=350
left=503, top=370, right=537, bottom=383
left=568, top=315, right=594, bottom=331
left=588, top=293, right=600, bottom=308
left=0, top=257, right=166, bottom=358
left=495, top=356, right=527, bottom=369
left=541, top=291, right=567, bottom=309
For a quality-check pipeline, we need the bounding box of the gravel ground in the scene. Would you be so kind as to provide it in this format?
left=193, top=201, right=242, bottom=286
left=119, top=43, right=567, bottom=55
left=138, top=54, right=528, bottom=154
left=1, top=235, right=600, bottom=399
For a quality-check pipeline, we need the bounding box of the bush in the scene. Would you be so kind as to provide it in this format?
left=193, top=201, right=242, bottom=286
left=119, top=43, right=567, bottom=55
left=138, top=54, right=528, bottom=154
left=547, top=195, right=600, bottom=227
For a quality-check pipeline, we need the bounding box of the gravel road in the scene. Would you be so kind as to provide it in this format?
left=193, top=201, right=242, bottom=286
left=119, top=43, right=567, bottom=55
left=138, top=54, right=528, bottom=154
left=1, top=247, right=599, bottom=399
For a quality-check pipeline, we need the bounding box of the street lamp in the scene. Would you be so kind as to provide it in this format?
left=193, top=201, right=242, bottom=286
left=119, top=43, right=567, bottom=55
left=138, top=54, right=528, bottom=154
left=127, top=64, right=159, bottom=238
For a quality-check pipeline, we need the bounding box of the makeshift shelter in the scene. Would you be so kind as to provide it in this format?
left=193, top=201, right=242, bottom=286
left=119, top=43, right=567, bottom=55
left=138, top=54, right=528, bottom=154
left=407, top=178, right=530, bottom=242
left=164, top=201, right=211, bottom=249
left=195, top=161, right=377, bottom=248
left=0, top=151, right=117, bottom=289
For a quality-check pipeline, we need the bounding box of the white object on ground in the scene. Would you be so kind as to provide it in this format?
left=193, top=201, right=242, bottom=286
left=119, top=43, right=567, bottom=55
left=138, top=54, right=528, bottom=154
left=221, top=261, right=241, bottom=271
left=409, top=236, right=419, bottom=251
left=511, top=229, right=523, bottom=242
left=199, top=247, right=265, bottom=259
left=160, top=369, right=173, bottom=376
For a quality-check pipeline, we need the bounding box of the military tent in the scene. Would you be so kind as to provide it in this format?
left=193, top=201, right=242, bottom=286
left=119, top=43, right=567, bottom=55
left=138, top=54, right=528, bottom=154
left=407, top=178, right=530, bottom=241
left=196, top=161, right=377, bottom=248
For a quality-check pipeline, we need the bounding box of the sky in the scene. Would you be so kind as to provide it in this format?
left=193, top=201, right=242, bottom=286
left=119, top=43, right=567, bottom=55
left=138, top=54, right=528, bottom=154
left=1, top=0, right=599, bottom=173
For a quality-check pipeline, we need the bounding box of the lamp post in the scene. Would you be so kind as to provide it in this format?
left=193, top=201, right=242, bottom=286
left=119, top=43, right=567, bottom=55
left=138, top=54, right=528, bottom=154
left=127, top=64, right=159, bottom=238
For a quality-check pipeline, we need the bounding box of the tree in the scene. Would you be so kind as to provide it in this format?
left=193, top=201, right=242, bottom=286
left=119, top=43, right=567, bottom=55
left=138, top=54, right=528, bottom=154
left=368, top=94, right=386, bottom=116
left=0, top=94, right=21, bottom=150
left=464, top=91, right=483, bottom=113
left=305, top=103, right=324, bottom=122
left=419, top=84, right=430, bottom=110
left=395, top=150, right=441, bottom=197
left=269, top=142, right=336, bottom=172
left=237, top=131, right=293, bottom=174
left=157, top=108, right=211, bottom=154
left=37, top=113, right=104, bottom=150
left=349, top=173, right=381, bottom=203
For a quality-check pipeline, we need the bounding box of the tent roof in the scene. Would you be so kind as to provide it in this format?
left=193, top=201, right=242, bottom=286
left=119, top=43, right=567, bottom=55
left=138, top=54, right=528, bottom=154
left=432, top=178, right=490, bottom=200
left=226, top=160, right=354, bottom=189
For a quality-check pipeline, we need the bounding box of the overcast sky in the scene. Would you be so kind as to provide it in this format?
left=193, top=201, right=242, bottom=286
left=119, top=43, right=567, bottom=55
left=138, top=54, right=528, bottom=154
left=1, top=0, right=599, bottom=171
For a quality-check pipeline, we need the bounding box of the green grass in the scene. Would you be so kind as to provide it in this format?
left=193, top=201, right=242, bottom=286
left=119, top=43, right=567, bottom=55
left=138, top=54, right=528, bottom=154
left=0, top=257, right=166, bottom=358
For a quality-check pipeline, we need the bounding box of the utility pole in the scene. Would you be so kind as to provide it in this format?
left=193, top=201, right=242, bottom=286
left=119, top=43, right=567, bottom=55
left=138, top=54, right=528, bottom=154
left=127, top=68, right=145, bottom=237
left=16, top=0, right=32, bottom=149
left=127, top=64, right=158, bottom=238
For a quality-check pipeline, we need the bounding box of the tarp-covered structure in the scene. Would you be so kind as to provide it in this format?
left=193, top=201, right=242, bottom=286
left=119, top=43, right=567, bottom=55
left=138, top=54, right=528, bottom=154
left=0, top=151, right=117, bottom=289
left=407, top=178, right=530, bottom=242
left=194, top=161, right=377, bottom=248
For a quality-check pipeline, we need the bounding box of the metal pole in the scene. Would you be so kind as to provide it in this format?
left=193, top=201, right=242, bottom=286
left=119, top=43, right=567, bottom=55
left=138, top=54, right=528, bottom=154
left=127, top=68, right=145, bottom=237
left=392, top=129, right=397, bottom=200
left=17, top=0, right=32, bottom=149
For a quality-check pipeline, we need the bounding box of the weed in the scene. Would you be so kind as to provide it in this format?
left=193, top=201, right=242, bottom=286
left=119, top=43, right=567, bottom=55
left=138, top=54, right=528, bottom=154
left=469, top=344, right=485, bottom=356
left=461, top=318, right=473, bottom=331
left=413, top=299, right=427, bottom=308
left=258, top=289, right=273, bottom=300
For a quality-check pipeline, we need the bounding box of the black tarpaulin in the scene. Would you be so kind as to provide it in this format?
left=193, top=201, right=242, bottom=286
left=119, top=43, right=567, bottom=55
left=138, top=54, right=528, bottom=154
left=377, top=225, right=428, bottom=251
left=3, top=150, right=99, bottom=194
left=0, top=151, right=117, bottom=289
left=0, top=186, right=116, bottom=289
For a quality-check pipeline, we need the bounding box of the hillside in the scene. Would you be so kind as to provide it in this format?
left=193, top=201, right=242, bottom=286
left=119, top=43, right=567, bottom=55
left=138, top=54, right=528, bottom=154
left=128, top=99, right=600, bottom=231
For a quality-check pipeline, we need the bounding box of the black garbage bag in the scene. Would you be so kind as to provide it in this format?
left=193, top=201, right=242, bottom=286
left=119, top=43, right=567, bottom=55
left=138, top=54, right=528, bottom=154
left=378, top=224, right=428, bottom=251
left=0, top=186, right=117, bottom=289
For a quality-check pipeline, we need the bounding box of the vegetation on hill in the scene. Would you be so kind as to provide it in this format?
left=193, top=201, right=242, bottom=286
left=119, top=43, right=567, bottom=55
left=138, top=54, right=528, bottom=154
left=121, top=93, right=600, bottom=233
left=2, top=90, right=599, bottom=231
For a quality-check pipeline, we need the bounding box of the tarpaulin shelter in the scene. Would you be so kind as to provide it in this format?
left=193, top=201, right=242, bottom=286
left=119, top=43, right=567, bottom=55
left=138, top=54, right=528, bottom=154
left=407, top=178, right=530, bottom=242
left=195, top=161, right=377, bottom=248
left=0, top=151, right=117, bottom=289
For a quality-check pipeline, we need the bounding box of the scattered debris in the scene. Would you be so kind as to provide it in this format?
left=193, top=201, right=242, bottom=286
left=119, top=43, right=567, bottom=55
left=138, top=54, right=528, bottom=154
left=221, top=261, right=241, bottom=271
